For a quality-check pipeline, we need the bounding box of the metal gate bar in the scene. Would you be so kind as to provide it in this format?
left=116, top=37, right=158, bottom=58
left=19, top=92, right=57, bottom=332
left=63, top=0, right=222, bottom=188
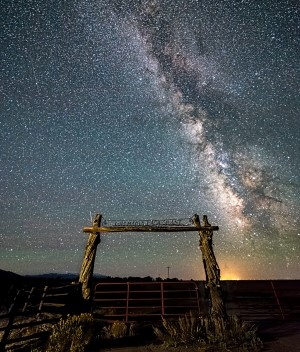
left=93, top=281, right=200, bottom=322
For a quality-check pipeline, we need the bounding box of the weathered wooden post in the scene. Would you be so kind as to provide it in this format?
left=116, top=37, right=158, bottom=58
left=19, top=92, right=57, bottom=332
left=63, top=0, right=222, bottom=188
left=193, top=214, right=227, bottom=320
left=79, top=214, right=101, bottom=300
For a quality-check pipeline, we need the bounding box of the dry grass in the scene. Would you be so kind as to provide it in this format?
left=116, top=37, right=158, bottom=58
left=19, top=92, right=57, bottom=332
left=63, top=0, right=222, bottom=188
left=154, top=312, right=263, bottom=351
left=101, top=320, right=127, bottom=339
left=46, top=313, right=94, bottom=352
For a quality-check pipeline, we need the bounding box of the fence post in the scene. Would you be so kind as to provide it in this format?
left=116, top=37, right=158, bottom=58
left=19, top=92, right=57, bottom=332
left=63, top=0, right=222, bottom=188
left=0, top=290, right=22, bottom=352
left=37, top=286, right=48, bottom=317
left=270, top=281, right=285, bottom=320
left=79, top=214, right=102, bottom=300
left=193, top=214, right=227, bottom=321
left=22, top=287, right=35, bottom=313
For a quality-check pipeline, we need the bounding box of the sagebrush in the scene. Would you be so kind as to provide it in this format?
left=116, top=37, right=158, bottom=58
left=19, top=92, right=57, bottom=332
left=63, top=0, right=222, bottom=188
left=101, top=320, right=127, bottom=339
left=154, top=312, right=263, bottom=351
left=46, top=313, right=94, bottom=352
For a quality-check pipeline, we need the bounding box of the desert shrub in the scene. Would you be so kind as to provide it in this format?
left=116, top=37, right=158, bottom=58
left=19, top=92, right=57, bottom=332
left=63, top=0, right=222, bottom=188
left=101, top=320, right=127, bottom=339
left=153, top=312, right=205, bottom=347
left=154, top=312, right=263, bottom=351
left=46, top=313, right=94, bottom=352
left=223, top=315, right=263, bottom=350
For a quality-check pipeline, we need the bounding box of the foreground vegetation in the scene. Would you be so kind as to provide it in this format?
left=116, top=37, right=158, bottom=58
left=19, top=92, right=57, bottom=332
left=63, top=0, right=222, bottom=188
left=154, top=312, right=263, bottom=351
left=20, top=311, right=262, bottom=352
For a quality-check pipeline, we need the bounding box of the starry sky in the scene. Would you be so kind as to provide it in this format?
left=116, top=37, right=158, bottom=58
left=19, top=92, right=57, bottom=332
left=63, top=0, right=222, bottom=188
left=1, top=0, right=299, bottom=280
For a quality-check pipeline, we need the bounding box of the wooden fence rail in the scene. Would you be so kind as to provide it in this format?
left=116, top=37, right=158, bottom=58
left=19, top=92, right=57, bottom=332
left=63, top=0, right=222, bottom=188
left=0, top=284, right=79, bottom=351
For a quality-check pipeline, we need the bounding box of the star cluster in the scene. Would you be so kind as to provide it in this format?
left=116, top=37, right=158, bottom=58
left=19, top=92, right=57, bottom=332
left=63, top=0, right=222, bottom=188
left=1, top=0, right=299, bottom=279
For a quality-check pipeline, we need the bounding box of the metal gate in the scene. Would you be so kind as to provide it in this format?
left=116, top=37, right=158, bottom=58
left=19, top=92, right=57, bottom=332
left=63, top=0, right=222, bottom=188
left=92, top=281, right=201, bottom=322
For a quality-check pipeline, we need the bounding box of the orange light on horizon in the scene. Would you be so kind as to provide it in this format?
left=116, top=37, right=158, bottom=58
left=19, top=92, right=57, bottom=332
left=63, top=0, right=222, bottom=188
left=221, top=272, right=241, bottom=280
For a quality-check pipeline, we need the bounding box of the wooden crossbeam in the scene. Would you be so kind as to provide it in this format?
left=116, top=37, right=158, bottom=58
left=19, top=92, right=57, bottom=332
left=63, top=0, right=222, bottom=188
left=83, top=225, right=219, bottom=233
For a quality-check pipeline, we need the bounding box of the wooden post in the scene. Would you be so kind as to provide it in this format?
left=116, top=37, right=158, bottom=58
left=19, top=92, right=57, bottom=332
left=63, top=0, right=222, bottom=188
left=193, top=214, right=227, bottom=320
left=79, top=214, right=101, bottom=300
left=0, top=290, right=22, bottom=351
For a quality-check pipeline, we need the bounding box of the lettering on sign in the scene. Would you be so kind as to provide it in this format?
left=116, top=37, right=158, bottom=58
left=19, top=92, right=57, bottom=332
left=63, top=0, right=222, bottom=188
left=102, top=218, right=193, bottom=227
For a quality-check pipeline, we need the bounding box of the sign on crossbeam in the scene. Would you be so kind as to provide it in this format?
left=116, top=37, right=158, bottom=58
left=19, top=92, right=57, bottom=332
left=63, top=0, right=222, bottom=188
left=102, top=218, right=194, bottom=227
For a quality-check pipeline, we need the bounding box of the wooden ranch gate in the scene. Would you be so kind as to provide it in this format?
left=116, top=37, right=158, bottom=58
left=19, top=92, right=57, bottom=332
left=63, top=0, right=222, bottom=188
left=79, top=213, right=227, bottom=319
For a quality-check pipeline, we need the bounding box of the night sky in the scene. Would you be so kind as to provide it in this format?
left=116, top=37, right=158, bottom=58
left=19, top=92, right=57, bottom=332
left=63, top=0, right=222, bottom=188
left=1, top=0, right=299, bottom=279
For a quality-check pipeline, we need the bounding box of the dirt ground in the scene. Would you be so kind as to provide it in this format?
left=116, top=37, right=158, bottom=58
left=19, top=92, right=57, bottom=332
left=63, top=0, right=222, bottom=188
left=257, top=320, right=300, bottom=352
left=95, top=320, right=300, bottom=352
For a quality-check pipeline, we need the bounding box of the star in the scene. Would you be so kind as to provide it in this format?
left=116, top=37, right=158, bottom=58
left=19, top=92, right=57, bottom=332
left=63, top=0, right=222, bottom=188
left=1, top=0, right=299, bottom=279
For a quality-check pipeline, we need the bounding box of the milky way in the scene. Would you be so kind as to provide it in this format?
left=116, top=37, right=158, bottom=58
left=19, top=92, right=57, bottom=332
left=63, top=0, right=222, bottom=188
left=1, top=0, right=299, bottom=279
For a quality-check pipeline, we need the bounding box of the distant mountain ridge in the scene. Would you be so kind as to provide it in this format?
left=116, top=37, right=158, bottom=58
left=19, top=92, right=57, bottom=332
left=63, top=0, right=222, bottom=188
left=25, top=273, right=108, bottom=279
left=0, top=269, right=22, bottom=281
left=0, top=269, right=107, bottom=281
left=25, top=273, right=79, bottom=280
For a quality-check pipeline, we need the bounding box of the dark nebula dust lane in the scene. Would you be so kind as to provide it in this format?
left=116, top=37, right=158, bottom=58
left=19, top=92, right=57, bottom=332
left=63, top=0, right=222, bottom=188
left=1, top=0, right=299, bottom=279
